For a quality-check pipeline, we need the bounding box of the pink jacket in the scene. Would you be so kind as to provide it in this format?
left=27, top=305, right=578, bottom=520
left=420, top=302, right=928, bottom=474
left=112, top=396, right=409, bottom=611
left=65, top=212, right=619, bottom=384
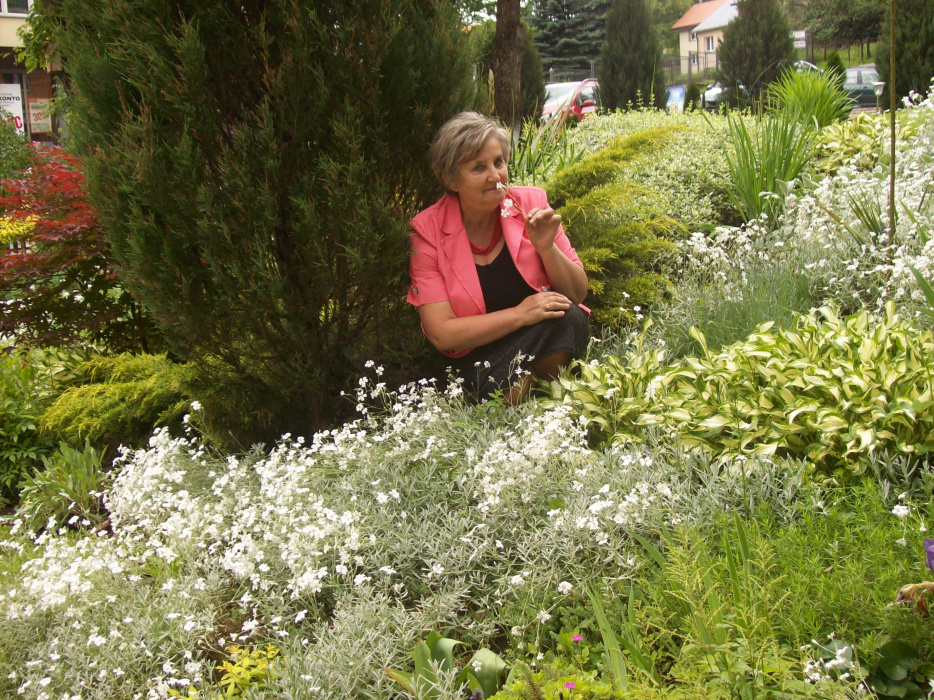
left=406, top=186, right=585, bottom=358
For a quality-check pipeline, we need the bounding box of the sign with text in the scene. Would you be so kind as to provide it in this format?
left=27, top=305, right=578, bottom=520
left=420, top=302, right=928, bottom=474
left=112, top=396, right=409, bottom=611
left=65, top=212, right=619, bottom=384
left=28, top=98, right=52, bottom=134
left=0, top=84, right=25, bottom=135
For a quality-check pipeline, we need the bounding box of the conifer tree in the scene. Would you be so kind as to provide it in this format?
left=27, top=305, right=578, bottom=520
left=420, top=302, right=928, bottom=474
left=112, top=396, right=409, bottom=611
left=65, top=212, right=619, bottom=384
left=876, top=0, right=934, bottom=104
left=717, top=0, right=795, bottom=104
left=599, top=0, right=666, bottom=110
left=532, top=0, right=612, bottom=76
left=48, top=0, right=474, bottom=443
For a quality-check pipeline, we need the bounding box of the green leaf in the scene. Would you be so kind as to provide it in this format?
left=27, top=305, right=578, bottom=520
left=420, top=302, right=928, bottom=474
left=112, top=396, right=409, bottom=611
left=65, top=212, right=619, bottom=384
left=384, top=668, right=415, bottom=693
left=586, top=586, right=628, bottom=689
left=468, top=649, right=507, bottom=699
left=879, top=658, right=909, bottom=681
left=632, top=532, right=667, bottom=569
left=429, top=637, right=461, bottom=675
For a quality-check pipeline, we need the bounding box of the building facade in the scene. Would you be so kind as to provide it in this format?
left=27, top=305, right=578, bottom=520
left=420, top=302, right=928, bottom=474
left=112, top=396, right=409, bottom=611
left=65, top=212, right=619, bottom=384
left=670, top=0, right=731, bottom=79
left=0, top=0, right=57, bottom=141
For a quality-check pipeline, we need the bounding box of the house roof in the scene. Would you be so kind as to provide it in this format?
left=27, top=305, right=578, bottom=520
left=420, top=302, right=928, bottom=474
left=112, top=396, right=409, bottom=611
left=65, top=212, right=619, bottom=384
left=694, top=0, right=737, bottom=32
left=671, top=0, right=731, bottom=31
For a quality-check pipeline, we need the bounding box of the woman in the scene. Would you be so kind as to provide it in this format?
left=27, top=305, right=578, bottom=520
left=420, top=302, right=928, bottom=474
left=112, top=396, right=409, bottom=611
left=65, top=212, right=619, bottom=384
left=407, top=112, right=589, bottom=402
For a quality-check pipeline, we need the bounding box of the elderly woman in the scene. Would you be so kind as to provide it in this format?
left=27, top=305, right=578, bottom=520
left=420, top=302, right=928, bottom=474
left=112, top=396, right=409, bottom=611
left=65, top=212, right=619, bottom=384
left=406, top=112, right=589, bottom=402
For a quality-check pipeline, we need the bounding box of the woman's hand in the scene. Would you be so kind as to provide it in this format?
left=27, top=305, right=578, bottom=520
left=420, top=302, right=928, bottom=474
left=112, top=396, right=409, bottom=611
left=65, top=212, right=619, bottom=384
left=516, top=291, right=572, bottom=325
left=524, top=207, right=562, bottom=254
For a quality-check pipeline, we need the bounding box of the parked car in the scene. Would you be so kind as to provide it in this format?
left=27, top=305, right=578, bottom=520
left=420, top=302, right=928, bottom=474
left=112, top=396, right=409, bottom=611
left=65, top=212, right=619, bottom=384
left=703, top=81, right=729, bottom=109
left=843, top=66, right=880, bottom=108
left=541, top=79, right=600, bottom=121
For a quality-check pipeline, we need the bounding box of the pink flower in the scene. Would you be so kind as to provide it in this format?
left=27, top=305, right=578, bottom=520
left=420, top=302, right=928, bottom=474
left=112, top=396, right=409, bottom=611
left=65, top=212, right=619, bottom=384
left=565, top=681, right=576, bottom=690
left=572, top=634, right=583, bottom=642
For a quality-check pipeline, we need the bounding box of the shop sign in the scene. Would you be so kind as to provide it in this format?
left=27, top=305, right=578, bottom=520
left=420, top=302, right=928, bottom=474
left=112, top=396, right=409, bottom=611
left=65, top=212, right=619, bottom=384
left=0, top=84, right=25, bottom=135
left=28, top=98, right=52, bottom=134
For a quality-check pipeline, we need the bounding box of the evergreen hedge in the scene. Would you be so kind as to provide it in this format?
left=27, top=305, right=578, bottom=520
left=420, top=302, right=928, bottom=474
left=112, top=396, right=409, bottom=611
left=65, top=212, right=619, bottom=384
left=48, top=0, right=474, bottom=443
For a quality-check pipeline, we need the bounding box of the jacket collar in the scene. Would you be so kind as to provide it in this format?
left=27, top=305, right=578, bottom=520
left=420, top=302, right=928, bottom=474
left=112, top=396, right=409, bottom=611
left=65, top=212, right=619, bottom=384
left=439, top=192, right=525, bottom=236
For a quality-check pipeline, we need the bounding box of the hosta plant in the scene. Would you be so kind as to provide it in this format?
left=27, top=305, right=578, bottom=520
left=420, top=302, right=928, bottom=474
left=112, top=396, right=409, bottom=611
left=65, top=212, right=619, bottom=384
left=548, top=302, right=934, bottom=475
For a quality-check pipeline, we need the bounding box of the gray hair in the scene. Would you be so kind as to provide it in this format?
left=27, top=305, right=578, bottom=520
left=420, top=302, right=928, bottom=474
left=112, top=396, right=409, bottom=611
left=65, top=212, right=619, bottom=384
left=428, top=112, right=511, bottom=192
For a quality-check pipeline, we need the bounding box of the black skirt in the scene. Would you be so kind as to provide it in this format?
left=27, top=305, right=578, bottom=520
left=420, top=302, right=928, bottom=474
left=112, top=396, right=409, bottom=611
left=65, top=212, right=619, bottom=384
left=448, top=303, right=589, bottom=396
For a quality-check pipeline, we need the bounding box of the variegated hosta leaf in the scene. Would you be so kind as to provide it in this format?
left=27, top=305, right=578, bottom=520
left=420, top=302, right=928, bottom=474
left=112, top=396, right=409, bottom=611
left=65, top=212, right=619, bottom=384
left=544, top=303, right=934, bottom=476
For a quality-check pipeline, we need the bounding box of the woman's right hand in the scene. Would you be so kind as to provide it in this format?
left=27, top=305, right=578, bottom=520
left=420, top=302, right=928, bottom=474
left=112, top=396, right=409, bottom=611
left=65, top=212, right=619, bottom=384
left=516, top=292, right=572, bottom=326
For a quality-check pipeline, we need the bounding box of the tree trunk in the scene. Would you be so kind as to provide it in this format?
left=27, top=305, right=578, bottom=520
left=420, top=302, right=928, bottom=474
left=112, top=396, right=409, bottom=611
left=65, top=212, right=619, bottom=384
left=491, top=0, right=524, bottom=131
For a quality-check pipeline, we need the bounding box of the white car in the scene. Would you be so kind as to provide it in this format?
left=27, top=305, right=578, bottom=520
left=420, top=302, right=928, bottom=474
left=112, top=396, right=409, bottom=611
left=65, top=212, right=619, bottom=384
left=703, top=82, right=726, bottom=108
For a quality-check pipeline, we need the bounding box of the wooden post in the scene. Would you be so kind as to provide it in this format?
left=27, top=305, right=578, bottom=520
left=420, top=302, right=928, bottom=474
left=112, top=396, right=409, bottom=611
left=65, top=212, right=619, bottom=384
left=889, top=0, right=896, bottom=241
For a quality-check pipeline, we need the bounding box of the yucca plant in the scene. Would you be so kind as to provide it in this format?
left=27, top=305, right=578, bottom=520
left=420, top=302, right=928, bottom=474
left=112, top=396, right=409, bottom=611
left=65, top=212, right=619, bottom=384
left=509, top=114, right=585, bottom=186
left=722, top=110, right=816, bottom=226
left=15, top=441, right=109, bottom=531
left=766, top=68, right=854, bottom=130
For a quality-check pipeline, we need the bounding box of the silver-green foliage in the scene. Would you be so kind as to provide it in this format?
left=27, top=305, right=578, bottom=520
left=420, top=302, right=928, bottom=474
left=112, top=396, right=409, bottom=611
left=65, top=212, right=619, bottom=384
left=549, top=302, right=934, bottom=474
left=1, top=375, right=815, bottom=699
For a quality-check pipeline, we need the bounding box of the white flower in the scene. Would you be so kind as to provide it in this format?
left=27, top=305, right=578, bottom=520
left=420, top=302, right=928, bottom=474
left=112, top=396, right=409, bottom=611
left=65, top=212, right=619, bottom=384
left=536, top=610, right=551, bottom=624
left=893, top=504, right=910, bottom=518
left=557, top=581, right=573, bottom=595
left=510, top=575, right=525, bottom=587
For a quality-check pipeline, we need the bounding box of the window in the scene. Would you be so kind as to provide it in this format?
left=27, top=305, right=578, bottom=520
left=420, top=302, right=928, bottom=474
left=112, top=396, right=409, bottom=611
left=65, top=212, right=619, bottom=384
left=691, top=53, right=698, bottom=66
left=705, top=36, right=715, bottom=52
left=690, top=31, right=697, bottom=41
left=2, top=0, right=30, bottom=14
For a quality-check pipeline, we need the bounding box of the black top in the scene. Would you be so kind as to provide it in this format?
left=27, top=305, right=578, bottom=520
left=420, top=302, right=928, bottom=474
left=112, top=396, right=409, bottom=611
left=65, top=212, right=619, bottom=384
left=476, top=242, right=535, bottom=313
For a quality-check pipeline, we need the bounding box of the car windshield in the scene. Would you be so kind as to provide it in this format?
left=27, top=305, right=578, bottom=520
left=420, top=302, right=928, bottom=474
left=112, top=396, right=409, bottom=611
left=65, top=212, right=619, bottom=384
left=845, top=67, right=878, bottom=85
left=543, top=83, right=580, bottom=108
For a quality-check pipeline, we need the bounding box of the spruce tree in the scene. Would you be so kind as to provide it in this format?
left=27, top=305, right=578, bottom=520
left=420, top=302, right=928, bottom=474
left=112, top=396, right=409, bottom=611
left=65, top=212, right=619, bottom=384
left=599, top=0, right=666, bottom=110
left=532, top=0, right=612, bottom=77
left=717, top=0, right=795, bottom=105
left=876, top=0, right=934, bottom=104
left=48, top=0, right=474, bottom=443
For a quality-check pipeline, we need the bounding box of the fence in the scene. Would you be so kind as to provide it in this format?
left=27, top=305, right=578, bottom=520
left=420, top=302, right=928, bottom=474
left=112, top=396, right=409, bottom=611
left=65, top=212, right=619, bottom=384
left=663, top=52, right=720, bottom=86
left=543, top=56, right=720, bottom=88
left=545, top=63, right=597, bottom=84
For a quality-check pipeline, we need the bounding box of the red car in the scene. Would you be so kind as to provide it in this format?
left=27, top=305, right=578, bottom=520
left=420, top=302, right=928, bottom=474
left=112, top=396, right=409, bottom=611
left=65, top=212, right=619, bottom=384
left=541, top=79, right=600, bottom=121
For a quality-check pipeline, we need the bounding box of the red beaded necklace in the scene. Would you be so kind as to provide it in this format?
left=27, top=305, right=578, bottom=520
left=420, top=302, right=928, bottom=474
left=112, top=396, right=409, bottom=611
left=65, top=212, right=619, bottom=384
left=469, top=219, right=502, bottom=256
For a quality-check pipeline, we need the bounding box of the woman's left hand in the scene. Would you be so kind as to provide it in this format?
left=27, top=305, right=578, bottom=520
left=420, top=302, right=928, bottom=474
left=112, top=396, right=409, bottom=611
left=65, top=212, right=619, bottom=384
left=524, top=207, right=562, bottom=254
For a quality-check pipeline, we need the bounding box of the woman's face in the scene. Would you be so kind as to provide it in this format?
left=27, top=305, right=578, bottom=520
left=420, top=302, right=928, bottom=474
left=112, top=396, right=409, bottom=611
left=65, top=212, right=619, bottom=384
left=453, top=134, right=508, bottom=216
